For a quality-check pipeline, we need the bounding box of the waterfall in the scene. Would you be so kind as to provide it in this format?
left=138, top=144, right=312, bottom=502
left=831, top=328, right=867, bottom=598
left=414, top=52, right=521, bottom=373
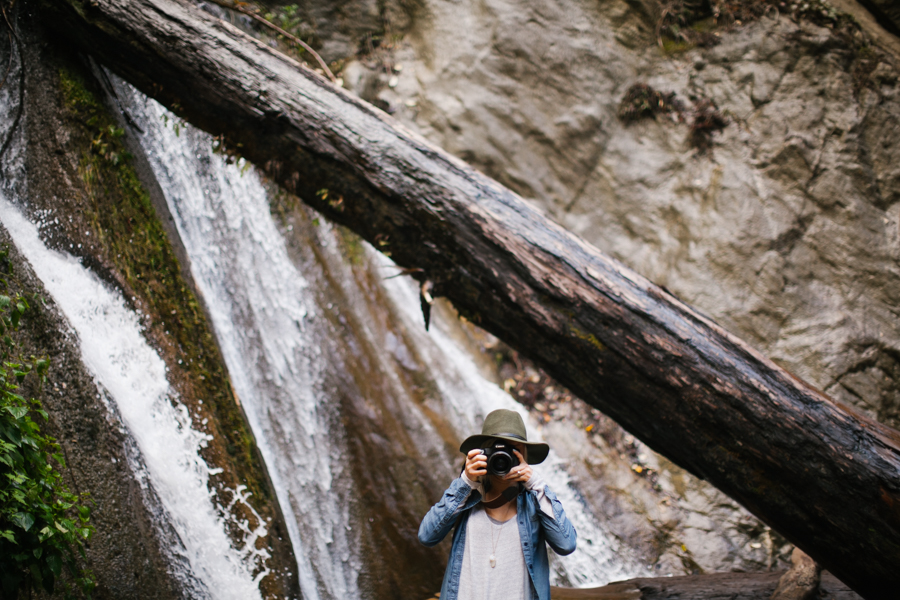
left=113, top=82, right=358, bottom=600
left=375, top=264, right=647, bottom=586
left=0, top=44, right=277, bottom=596
left=114, top=75, right=647, bottom=597
left=0, top=194, right=269, bottom=599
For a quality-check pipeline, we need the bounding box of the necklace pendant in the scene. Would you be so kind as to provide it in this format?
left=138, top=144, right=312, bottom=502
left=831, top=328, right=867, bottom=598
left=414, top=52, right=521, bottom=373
left=489, top=555, right=496, bottom=568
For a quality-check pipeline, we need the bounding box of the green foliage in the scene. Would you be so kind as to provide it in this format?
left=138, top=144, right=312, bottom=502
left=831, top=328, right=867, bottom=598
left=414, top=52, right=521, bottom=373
left=58, top=69, right=98, bottom=114
left=336, top=226, right=366, bottom=266
left=0, top=269, right=94, bottom=599
left=261, top=3, right=316, bottom=55
left=57, top=62, right=274, bottom=513
left=59, top=68, right=133, bottom=168
left=263, top=3, right=303, bottom=35
left=91, top=125, right=130, bottom=166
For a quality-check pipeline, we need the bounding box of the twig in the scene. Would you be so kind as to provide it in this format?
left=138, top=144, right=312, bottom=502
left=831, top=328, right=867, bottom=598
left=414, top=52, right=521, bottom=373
left=382, top=266, right=423, bottom=280
left=93, top=60, right=145, bottom=133
left=0, top=0, right=18, bottom=91
left=205, top=0, right=337, bottom=84
left=56, top=436, right=83, bottom=498
left=0, top=0, right=23, bottom=163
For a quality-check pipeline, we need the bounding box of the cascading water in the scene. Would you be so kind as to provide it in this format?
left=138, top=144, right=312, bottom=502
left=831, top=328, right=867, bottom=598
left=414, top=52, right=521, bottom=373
left=112, top=79, right=359, bottom=600
left=374, top=264, right=648, bottom=586
left=0, top=189, right=269, bottom=600
left=114, top=73, right=648, bottom=597
left=0, top=66, right=269, bottom=600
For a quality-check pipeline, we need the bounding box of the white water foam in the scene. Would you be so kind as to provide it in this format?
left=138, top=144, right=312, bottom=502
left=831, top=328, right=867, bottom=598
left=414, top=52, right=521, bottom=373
left=112, top=76, right=645, bottom=595
left=0, top=195, right=266, bottom=600
left=115, top=82, right=355, bottom=600
left=374, top=254, right=649, bottom=586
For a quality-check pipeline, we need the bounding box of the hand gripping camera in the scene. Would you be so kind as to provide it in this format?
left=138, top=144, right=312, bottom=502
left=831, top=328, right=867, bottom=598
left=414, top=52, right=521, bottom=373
left=482, top=440, right=520, bottom=476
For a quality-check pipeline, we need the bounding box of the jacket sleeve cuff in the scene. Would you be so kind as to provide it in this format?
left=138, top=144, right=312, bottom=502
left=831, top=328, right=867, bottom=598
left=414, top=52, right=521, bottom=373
left=461, top=472, right=482, bottom=493
left=525, top=475, right=547, bottom=491
left=525, top=476, right=555, bottom=518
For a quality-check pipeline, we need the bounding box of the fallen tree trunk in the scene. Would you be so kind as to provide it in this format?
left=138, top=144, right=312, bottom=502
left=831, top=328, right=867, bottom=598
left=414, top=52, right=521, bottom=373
left=34, top=0, right=900, bottom=596
left=550, top=571, right=861, bottom=600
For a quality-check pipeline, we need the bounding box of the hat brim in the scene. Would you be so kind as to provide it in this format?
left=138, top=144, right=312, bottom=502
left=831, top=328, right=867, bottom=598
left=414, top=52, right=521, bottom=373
left=459, top=434, right=550, bottom=465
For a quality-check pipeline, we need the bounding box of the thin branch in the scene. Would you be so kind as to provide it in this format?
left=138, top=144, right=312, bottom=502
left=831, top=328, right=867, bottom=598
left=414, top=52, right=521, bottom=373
left=205, top=0, right=337, bottom=84
left=0, top=0, right=23, bottom=162
left=0, top=0, right=18, bottom=91
left=382, top=267, right=424, bottom=280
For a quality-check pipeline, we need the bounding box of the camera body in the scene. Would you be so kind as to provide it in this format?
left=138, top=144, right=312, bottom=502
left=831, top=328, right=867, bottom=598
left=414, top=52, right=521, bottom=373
left=482, top=440, right=520, bottom=476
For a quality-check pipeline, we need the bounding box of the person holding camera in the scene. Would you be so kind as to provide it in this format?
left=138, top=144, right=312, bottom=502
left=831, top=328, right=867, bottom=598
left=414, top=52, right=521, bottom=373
left=418, top=409, right=577, bottom=600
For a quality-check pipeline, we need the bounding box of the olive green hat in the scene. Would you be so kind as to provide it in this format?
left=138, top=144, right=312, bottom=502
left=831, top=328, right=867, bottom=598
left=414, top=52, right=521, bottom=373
left=459, top=409, right=550, bottom=464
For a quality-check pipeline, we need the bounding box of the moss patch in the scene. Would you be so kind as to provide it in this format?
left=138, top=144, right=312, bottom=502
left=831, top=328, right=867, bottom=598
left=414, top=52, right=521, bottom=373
left=53, top=62, right=290, bottom=595
left=335, top=224, right=367, bottom=266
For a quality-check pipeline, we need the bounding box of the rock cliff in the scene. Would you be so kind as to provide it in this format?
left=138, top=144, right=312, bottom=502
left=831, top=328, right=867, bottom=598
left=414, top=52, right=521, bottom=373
left=295, top=0, right=900, bottom=576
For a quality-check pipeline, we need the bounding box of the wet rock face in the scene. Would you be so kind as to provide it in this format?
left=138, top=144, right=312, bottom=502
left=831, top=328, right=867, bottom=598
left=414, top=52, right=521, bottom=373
left=267, top=201, right=465, bottom=599
left=326, top=0, right=900, bottom=576
left=1, top=14, right=300, bottom=598
left=350, top=0, right=900, bottom=431
left=0, top=229, right=184, bottom=600
left=0, top=19, right=179, bottom=599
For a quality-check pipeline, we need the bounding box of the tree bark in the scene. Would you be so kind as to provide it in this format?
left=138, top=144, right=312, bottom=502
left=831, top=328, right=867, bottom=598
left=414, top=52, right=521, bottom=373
left=33, top=0, right=900, bottom=596
left=550, top=571, right=860, bottom=600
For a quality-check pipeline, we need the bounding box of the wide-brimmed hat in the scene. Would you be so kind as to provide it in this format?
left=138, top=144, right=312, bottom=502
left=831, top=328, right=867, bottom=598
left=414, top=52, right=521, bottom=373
left=459, top=409, right=550, bottom=464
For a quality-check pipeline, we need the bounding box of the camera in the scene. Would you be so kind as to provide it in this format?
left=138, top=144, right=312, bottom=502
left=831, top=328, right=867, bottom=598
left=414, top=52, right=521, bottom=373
left=482, top=440, right=520, bottom=476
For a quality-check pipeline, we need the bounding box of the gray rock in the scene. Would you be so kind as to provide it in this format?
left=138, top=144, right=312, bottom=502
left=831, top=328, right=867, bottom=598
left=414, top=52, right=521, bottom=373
left=335, top=0, right=900, bottom=575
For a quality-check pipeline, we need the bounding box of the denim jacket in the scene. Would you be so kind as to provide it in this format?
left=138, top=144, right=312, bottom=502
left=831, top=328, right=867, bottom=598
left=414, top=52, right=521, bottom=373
left=418, top=476, right=577, bottom=600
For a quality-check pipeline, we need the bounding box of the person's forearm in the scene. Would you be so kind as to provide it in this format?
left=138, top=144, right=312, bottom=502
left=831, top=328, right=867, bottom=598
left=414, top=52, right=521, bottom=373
left=536, top=485, right=577, bottom=555
left=418, top=477, right=474, bottom=546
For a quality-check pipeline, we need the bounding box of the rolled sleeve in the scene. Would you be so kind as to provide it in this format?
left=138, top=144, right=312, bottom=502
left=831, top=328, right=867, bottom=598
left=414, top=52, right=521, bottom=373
left=418, top=476, right=479, bottom=547
left=538, top=485, right=577, bottom=556
left=525, top=475, right=554, bottom=519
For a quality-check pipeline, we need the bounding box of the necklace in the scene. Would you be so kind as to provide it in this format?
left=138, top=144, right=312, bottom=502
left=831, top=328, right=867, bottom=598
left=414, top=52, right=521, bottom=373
left=487, top=499, right=513, bottom=569
left=489, top=514, right=502, bottom=568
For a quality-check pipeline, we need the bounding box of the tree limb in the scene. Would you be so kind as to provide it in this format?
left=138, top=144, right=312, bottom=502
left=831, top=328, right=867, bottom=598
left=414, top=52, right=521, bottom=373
left=550, top=570, right=859, bottom=600
left=33, top=0, right=900, bottom=597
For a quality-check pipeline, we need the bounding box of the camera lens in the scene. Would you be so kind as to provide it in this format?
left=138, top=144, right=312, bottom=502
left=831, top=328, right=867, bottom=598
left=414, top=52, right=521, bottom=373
left=484, top=441, right=520, bottom=476
left=490, top=454, right=512, bottom=474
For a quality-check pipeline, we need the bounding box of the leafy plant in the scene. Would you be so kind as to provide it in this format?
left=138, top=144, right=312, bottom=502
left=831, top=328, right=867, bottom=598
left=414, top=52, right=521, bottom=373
left=263, top=3, right=303, bottom=34
left=0, top=276, right=94, bottom=599
left=91, top=125, right=131, bottom=166
left=262, top=3, right=317, bottom=51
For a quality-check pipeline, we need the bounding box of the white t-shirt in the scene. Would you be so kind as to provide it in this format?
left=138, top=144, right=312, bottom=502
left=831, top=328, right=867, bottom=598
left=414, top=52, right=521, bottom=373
left=457, top=506, right=532, bottom=600
left=455, top=474, right=555, bottom=600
